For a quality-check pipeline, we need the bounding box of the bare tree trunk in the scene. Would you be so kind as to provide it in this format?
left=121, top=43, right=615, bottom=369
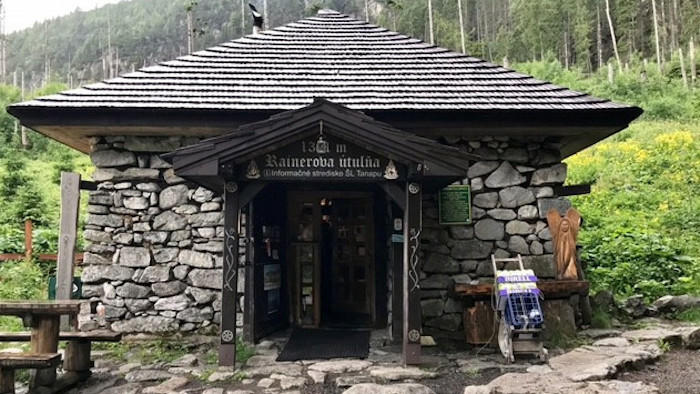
left=21, top=71, right=28, bottom=149
left=652, top=0, right=662, bottom=70
left=691, top=38, right=697, bottom=83
left=679, top=48, right=688, bottom=87
left=186, top=7, right=194, bottom=53
left=564, top=31, right=569, bottom=69
left=608, top=62, right=614, bottom=83
left=604, top=0, right=622, bottom=72
left=660, top=0, right=667, bottom=60
left=597, top=2, right=602, bottom=70
left=458, top=0, right=466, bottom=53
left=427, top=0, right=434, bottom=44
left=241, top=0, right=245, bottom=36
left=365, top=0, right=369, bottom=22
left=263, top=0, right=269, bottom=28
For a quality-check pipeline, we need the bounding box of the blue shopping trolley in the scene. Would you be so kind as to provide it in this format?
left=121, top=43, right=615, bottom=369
left=492, top=254, right=548, bottom=362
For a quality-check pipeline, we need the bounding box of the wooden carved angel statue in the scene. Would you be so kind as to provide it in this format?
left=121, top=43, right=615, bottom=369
left=546, top=207, right=582, bottom=280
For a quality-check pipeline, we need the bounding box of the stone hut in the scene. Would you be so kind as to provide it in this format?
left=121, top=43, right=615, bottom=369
left=9, top=10, right=641, bottom=365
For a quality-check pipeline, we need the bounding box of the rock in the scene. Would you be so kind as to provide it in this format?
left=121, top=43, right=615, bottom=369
left=188, top=212, right=224, bottom=227
left=499, top=186, right=536, bottom=208
left=152, top=248, right=179, bottom=263
left=123, top=196, right=149, bottom=210
left=307, top=370, right=326, bottom=384
left=368, top=366, right=438, bottom=381
left=170, top=353, right=198, bottom=367
left=593, top=337, right=630, bottom=347
left=651, top=294, right=700, bottom=314
left=421, top=299, right=444, bottom=317
left=505, top=220, right=533, bottom=235
left=91, top=150, right=137, bottom=167
left=84, top=230, right=112, bottom=243
left=244, top=363, right=303, bottom=377
left=154, top=294, right=190, bottom=311
left=449, top=226, right=474, bottom=240
left=474, top=219, right=504, bottom=241
left=501, top=148, right=528, bottom=164
left=142, top=376, right=190, bottom=393
left=118, top=247, right=151, bottom=268
left=530, top=163, right=567, bottom=186
left=422, top=253, right=459, bottom=274
left=134, top=265, right=172, bottom=283
left=591, top=290, right=617, bottom=314
left=485, top=162, right=525, bottom=188
left=116, top=283, right=150, bottom=298
left=192, top=187, right=215, bottom=203
left=309, top=360, right=372, bottom=373
left=101, top=384, right=142, bottom=394
left=257, top=378, right=275, bottom=388
left=486, top=209, right=517, bottom=221
left=517, top=205, right=538, bottom=220
left=118, top=363, right=141, bottom=374
left=484, top=372, right=658, bottom=394
left=507, top=236, right=529, bottom=255
left=521, top=255, right=556, bottom=278
left=473, top=193, right=499, bottom=209
left=124, top=369, right=172, bottom=382
left=124, top=136, right=182, bottom=152
left=470, top=177, right=484, bottom=192
left=125, top=299, right=152, bottom=313
left=425, top=313, right=461, bottom=331
left=468, top=161, right=500, bottom=178
left=152, top=281, right=187, bottom=297
left=420, top=275, right=451, bottom=290
left=537, top=198, right=572, bottom=219
left=622, top=328, right=682, bottom=346
left=188, top=269, right=223, bottom=289
left=548, top=342, right=661, bottom=382
left=179, top=249, right=214, bottom=268
left=88, top=214, right=124, bottom=228
left=342, top=383, right=436, bottom=394
left=578, top=329, right=622, bottom=339
left=336, top=375, right=376, bottom=387
left=279, top=376, right=307, bottom=389
left=623, top=295, right=649, bottom=319
left=177, top=306, right=213, bottom=322
left=451, top=240, right=493, bottom=260
left=143, top=232, right=169, bottom=244
left=529, top=240, right=544, bottom=255
left=208, top=371, right=235, bottom=382
left=153, top=211, right=188, bottom=231
left=463, top=386, right=492, bottom=394
left=203, top=389, right=227, bottom=394
left=193, top=241, right=224, bottom=253
left=136, top=182, right=161, bottom=192
left=682, top=327, right=700, bottom=349
left=244, top=355, right=277, bottom=367
left=159, top=185, right=189, bottom=209
left=82, top=265, right=134, bottom=283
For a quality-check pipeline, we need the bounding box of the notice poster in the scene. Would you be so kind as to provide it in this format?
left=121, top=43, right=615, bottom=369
left=439, top=185, right=472, bottom=225
left=263, top=264, right=281, bottom=290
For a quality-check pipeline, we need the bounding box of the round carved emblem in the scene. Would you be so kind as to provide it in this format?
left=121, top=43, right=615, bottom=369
left=408, top=329, right=421, bottom=342
left=408, top=183, right=420, bottom=194
left=225, top=182, right=239, bottom=193
left=221, top=329, right=234, bottom=343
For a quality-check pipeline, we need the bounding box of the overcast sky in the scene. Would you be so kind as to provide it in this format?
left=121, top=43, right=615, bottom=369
left=5, top=0, right=127, bottom=33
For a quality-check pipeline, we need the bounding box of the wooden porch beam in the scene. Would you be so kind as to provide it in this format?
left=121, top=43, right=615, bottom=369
left=553, top=184, right=591, bottom=197
left=380, top=183, right=406, bottom=211
left=220, top=181, right=240, bottom=367
left=403, top=182, right=422, bottom=365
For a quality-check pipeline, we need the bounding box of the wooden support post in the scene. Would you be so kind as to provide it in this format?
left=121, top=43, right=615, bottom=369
left=29, top=317, right=59, bottom=388
left=391, top=202, right=404, bottom=342
left=24, top=220, right=32, bottom=261
left=403, top=182, right=422, bottom=365
left=57, top=172, right=81, bottom=329
left=63, top=340, right=92, bottom=373
left=220, top=181, right=240, bottom=367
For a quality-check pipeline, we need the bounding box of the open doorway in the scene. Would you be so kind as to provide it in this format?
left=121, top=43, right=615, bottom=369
left=287, top=191, right=376, bottom=329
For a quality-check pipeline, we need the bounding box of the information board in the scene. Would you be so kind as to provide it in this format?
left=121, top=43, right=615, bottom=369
left=439, top=185, right=472, bottom=225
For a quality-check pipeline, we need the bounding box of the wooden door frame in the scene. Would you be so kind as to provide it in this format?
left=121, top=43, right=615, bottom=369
left=286, top=190, right=376, bottom=327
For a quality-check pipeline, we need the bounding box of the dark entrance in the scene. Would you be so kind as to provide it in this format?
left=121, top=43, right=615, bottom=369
left=287, top=191, right=377, bottom=329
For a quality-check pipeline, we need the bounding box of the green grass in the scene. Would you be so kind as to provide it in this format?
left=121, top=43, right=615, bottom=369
left=673, top=308, right=700, bottom=323
left=590, top=308, right=613, bottom=329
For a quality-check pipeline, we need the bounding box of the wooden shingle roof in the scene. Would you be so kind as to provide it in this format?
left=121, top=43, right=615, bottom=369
left=13, top=10, right=636, bottom=112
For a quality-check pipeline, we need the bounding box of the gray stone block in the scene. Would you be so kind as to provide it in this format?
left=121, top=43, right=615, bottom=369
left=485, top=162, right=526, bottom=189
left=474, top=218, right=504, bottom=241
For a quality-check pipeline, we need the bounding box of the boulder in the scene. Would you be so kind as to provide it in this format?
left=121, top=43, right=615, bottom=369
left=530, top=163, right=567, bottom=186
left=451, top=240, right=493, bottom=260
left=467, top=161, right=500, bottom=178
left=133, top=265, right=172, bottom=283
left=343, top=383, right=436, bottom=394
left=473, top=192, right=499, bottom=209
left=152, top=281, right=188, bottom=297
left=111, top=316, right=178, bottom=333
left=485, top=162, right=525, bottom=189
left=517, top=205, right=538, bottom=220
left=154, top=295, right=190, bottom=311
left=179, top=249, right=215, bottom=269
left=424, top=314, right=461, bottom=331
left=123, top=196, right=149, bottom=210
left=474, top=219, right=504, bottom=241
left=542, top=300, right=577, bottom=342
left=153, top=248, right=180, bottom=263
left=486, top=209, right=517, bottom=221
left=159, top=185, right=189, bottom=209
left=153, top=211, right=188, bottom=231
left=82, top=265, right=134, bottom=283
left=177, top=306, right=214, bottom=323
left=499, top=186, right=536, bottom=208
left=448, top=226, right=474, bottom=240
left=507, top=236, right=529, bottom=255
left=188, top=212, right=224, bottom=227
left=505, top=220, right=534, bottom=235
left=188, top=269, right=223, bottom=289
left=537, top=198, right=572, bottom=219
left=116, top=283, right=150, bottom=298
left=91, top=150, right=137, bottom=168
left=422, top=253, right=460, bottom=274
left=421, top=299, right=444, bottom=317
left=651, top=295, right=700, bottom=314
left=118, top=246, right=151, bottom=267
left=192, top=187, right=215, bottom=203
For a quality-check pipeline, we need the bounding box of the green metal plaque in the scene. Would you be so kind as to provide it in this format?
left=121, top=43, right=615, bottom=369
left=439, top=185, right=472, bottom=225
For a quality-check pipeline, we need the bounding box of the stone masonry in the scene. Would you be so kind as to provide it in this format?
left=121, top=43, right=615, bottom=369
left=80, top=136, right=245, bottom=333
left=80, top=134, right=573, bottom=338
left=419, top=136, right=572, bottom=335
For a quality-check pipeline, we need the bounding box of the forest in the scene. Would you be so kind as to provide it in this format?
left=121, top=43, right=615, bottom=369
left=0, top=0, right=696, bottom=310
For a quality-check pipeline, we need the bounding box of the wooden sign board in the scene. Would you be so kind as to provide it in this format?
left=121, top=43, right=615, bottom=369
left=439, top=185, right=471, bottom=225
left=239, top=134, right=404, bottom=181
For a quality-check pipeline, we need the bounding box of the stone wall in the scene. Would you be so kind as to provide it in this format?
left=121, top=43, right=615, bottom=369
left=79, top=136, right=245, bottom=333
left=419, top=136, right=572, bottom=336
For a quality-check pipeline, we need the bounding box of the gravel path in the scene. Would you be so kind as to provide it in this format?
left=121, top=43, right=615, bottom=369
left=619, top=349, right=700, bottom=394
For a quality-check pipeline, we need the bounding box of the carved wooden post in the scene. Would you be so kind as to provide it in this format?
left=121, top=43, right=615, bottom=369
left=403, top=181, right=422, bottom=365
left=57, top=172, right=81, bottom=329
left=220, top=181, right=240, bottom=366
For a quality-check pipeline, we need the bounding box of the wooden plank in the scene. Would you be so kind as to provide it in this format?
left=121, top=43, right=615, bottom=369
left=220, top=181, right=240, bottom=367
left=0, top=331, right=120, bottom=342
left=57, top=172, right=81, bottom=330
left=0, top=368, right=13, bottom=394
left=391, top=202, right=404, bottom=342
left=454, top=280, right=590, bottom=299
left=0, top=301, right=82, bottom=316
left=463, top=301, right=498, bottom=345
left=0, top=353, right=61, bottom=368
left=553, top=184, right=591, bottom=197
left=402, top=182, right=422, bottom=365
left=24, top=220, right=32, bottom=261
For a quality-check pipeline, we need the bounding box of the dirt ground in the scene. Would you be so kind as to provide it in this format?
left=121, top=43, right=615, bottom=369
left=618, top=348, right=700, bottom=394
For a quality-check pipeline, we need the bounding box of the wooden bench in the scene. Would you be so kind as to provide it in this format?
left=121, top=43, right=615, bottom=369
left=0, top=353, right=61, bottom=393
left=0, top=331, right=121, bottom=374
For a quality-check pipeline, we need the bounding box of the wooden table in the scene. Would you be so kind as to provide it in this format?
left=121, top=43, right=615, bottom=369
left=0, top=300, right=83, bottom=388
